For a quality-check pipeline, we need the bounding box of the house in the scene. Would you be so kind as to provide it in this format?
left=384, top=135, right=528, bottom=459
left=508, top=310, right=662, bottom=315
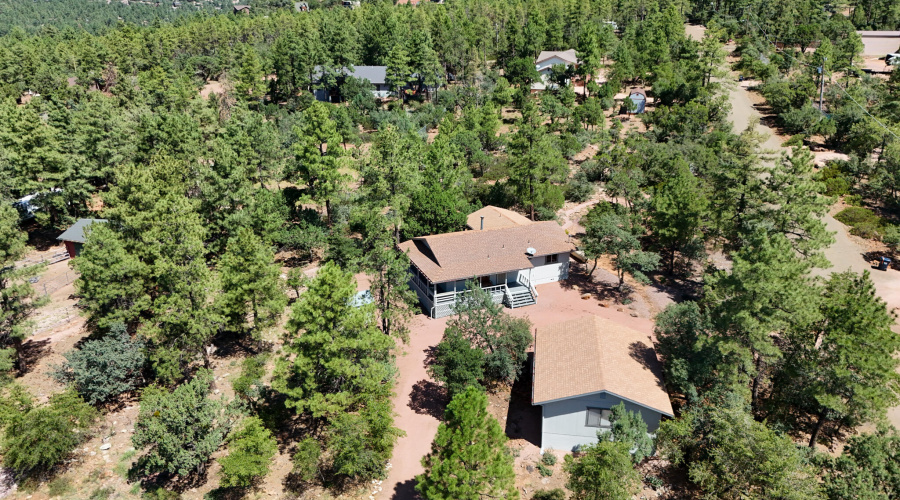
left=233, top=4, right=251, bottom=14
left=466, top=205, right=532, bottom=231
left=313, top=66, right=391, bottom=101
left=295, top=2, right=309, bottom=11
left=399, top=207, right=573, bottom=318
left=857, top=31, right=900, bottom=57
left=532, top=49, right=579, bottom=91
left=532, top=315, right=674, bottom=452
left=57, top=219, right=107, bottom=259
left=342, top=0, right=360, bottom=8
left=396, top=0, right=421, bottom=5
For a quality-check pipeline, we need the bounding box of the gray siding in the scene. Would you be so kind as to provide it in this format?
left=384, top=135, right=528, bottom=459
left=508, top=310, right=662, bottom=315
left=539, top=392, right=664, bottom=452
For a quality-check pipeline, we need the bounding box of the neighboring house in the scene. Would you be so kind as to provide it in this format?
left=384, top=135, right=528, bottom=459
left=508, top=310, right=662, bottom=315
left=57, top=219, right=107, bottom=259
left=532, top=49, right=579, bottom=91
left=233, top=4, right=250, bottom=14
left=342, top=0, right=360, bottom=8
left=532, top=315, right=674, bottom=452
left=313, top=66, right=390, bottom=101
left=857, top=31, right=900, bottom=57
left=295, top=2, right=310, bottom=11
left=399, top=207, right=573, bottom=318
left=396, top=0, right=421, bottom=5
left=466, top=205, right=532, bottom=231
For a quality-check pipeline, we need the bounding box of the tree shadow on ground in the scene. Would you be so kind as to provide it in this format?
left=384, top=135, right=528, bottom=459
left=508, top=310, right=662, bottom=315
left=408, top=380, right=447, bottom=420
left=390, top=478, right=420, bottom=500
left=25, top=225, right=62, bottom=252
left=17, top=338, right=51, bottom=376
left=133, top=466, right=210, bottom=495
left=559, top=267, right=626, bottom=304
left=505, top=352, right=541, bottom=448
left=423, top=345, right=439, bottom=370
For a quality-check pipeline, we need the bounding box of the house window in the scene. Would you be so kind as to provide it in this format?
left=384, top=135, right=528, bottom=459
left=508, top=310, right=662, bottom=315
left=585, top=408, right=611, bottom=428
left=544, top=254, right=559, bottom=265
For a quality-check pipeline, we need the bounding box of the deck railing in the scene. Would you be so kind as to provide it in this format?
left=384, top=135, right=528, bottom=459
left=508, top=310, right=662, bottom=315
left=518, top=273, right=538, bottom=297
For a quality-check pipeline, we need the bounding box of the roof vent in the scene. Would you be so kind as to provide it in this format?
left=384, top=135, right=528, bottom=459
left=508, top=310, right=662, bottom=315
left=526, top=247, right=536, bottom=256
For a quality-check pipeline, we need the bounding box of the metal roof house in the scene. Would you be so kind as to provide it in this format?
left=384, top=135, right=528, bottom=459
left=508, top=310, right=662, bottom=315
left=399, top=207, right=573, bottom=318
left=533, top=315, right=674, bottom=452
left=57, top=218, right=107, bottom=259
left=857, top=31, right=900, bottom=57
left=314, top=66, right=391, bottom=102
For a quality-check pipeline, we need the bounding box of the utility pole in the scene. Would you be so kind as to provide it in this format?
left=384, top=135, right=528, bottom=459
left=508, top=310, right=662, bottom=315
left=818, top=57, right=826, bottom=112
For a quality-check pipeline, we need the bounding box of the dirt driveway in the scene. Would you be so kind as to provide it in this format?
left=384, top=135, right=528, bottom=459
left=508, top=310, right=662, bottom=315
left=722, top=59, right=900, bottom=430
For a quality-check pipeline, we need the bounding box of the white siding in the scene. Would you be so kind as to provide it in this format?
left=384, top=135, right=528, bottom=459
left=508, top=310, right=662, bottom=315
left=518, top=253, right=569, bottom=286
left=538, top=392, right=664, bottom=452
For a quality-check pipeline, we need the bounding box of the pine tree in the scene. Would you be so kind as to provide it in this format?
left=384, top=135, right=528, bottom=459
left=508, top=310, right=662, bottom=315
left=272, top=262, right=395, bottom=419
left=791, top=272, right=900, bottom=447
left=755, top=147, right=834, bottom=266
left=385, top=41, right=412, bottom=99
left=362, top=125, right=424, bottom=242
left=649, top=159, right=708, bottom=273
left=362, top=218, right=417, bottom=343
left=74, top=223, right=150, bottom=329
left=218, top=416, right=278, bottom=488
left=292, top=101, right=349, bottom=224
left=416, top=386, right=517, bottom=500
left=218, top=227, right=287, bottom=337
left=507, top=121, right=567, bottom=220
left=705, top=231, right=821, bottom=413
left=0, top=202, right=47, bottom=373
left=235, top=47, right=264, bottom=103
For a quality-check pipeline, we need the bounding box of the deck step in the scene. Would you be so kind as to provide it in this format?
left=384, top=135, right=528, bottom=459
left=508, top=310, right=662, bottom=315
left=506, top=286, right=536, bottom=308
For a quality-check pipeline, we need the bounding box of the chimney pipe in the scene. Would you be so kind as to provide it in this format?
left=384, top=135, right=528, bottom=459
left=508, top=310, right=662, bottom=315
left=480, top=216, right=484, bottom=230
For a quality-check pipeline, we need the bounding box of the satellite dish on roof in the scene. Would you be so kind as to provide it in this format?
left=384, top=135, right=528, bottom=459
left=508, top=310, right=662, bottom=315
left=526, top=247, right=536, bottom=256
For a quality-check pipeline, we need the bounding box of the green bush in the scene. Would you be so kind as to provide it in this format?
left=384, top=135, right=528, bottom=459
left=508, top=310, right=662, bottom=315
left=816, top=165, right=852, bottom=197
left=565, top=171, right=595, bottom=203
left=291, top=437, right=321, bottom=482
left=232, top=353, right=269, bottom=403
left=89, top=487, right=114, bottom=500
left=835, top=207, right=887, bottom=239
left=532, top=488, right=566, bottom=500
left=47, top=477, right=73, bottom=497
left=219, top=416, right=278, bottom=488
left=52, top=322, right=145, bottom=405
left=845, top=194, right=863, bottom=206
left=2, top=389, right=98, bottom=475
left=537, top=463, right=553, bottom=477
left=885, top=225, right=900, bottom=252
left=541, top=452, right=558, bottom=466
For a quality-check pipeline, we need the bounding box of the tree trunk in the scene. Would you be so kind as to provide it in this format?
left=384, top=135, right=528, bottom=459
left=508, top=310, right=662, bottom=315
left=325, top=199, right=332, bottom=226
left=751, top=355, right=763, bottom=413
left=589, top=257, right=599, bottom=276
left=809, top=409, right=828, bottom=448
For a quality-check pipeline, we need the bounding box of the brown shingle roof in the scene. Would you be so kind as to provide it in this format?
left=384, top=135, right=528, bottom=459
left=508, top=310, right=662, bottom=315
left=532, top=315, right=673, bottom=416
left=398, top=221, right=573, bottom=284
left=467, top=206, right=532, bottom=230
